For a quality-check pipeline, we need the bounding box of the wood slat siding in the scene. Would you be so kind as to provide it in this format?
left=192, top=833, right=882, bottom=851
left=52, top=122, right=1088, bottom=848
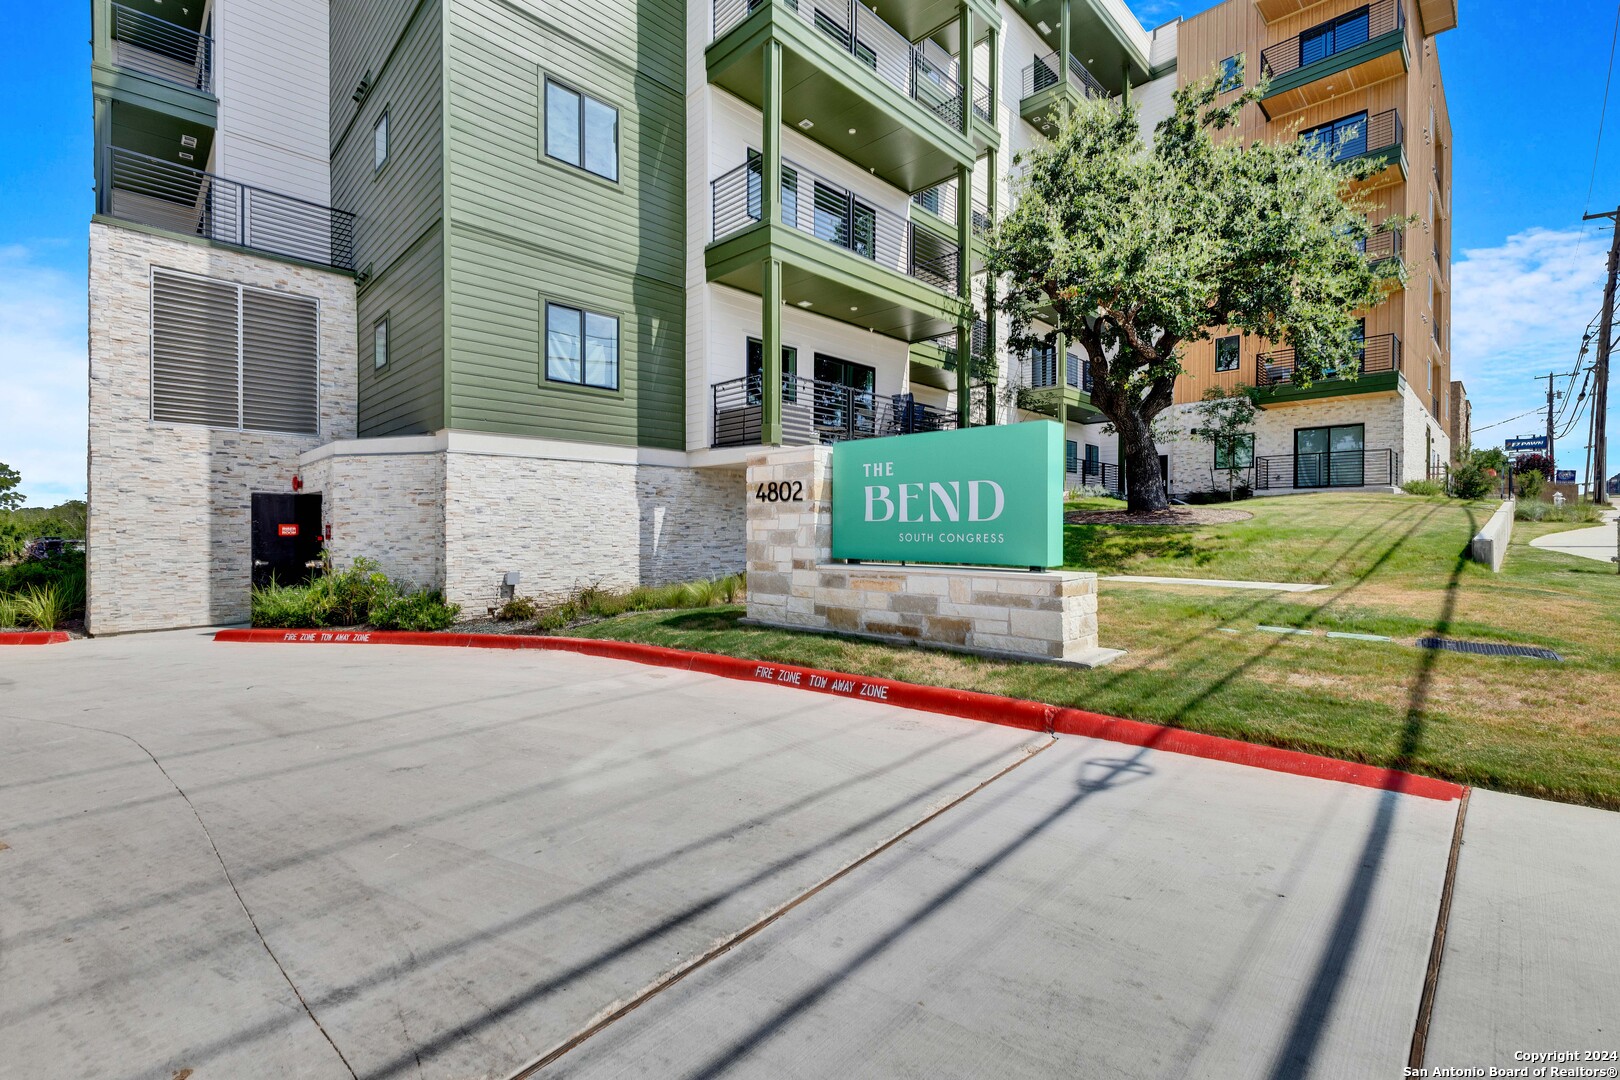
left=332, top=0, right=445, bottom=434
left=1171, top=0, right=1450, bottom=416
left=443, top=0, right=687, bottom=448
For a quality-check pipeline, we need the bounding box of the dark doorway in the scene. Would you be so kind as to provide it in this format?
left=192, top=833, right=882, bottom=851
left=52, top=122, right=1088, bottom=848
left=1295, top=424, right=1366, bottom=488
left=250, top=493, right=323, bottom=589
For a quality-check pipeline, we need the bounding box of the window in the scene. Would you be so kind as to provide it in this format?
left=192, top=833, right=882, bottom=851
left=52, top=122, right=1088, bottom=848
left=1217, top=55, right=1242, bottom=92
left=1300, top=112, right=1368, bottom=162
left=1299, top=6, right=1371, bottom=67
left=745, top=337, right=798, bottom=404
left=1215, top=334, right=1240, bottom=372
left=1065, top=440, right=1078, bottom=474
left=545, top=302, right=619, bottom=389
left=1214, top=433, right=1254, bottom=471
left=745, top=149, right=799, bottom=227
left=374, top=317, right=389, bottom=370
left=374, top=110, right=389, bottom=173
left=150, top=269, right=319, bottom=435
left=545, top=78, right=618, bottom=181
left=1029, top=342, right=1058, bottom=388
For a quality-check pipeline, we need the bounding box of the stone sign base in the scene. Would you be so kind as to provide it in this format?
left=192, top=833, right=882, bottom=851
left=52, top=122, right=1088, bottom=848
left=745, top=446, right=1123, bottom=668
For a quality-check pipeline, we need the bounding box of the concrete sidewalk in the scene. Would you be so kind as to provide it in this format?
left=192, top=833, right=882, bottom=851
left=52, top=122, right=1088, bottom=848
left=1, top=631, right=1614, bottom=1078
left=1530, top=510, right=1620, bottom=564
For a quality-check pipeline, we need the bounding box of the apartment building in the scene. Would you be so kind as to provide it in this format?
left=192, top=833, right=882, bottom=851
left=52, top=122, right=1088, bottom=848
left=1148, top=0, right=1458, bottom=496
left=83, top=0, right=1451, bottom=634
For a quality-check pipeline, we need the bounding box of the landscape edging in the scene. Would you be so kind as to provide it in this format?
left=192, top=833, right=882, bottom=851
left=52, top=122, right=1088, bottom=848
left=213, top=627, right=1466, bottom=802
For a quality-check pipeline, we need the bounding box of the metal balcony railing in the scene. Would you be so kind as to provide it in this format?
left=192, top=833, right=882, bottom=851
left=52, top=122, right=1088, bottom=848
left=921, top=320, right=992, bottom=376
left=1067, top=460, right=1122, bottom=496
left=1018, top=348, right=1091, bottom=392
left=104, top=148, right=356, bottom=271
left=1255, top=448, right=1398, bottom=490
left=1359, top=229, right=1403, bottom=263
left=108, top=3, right=213, bottom=92
left=972, top=77, right=992, bottom=123
left=1260, top=0, right=1403, bottom=81
left=712, top=158, right=958, bottom=292
left=713, top=0, right=963, bottom=129
left=1301, top=109, right=1403, bottom=166
left=1020, top=51, right=1108, bottom=101
left=910, top=182, right=991, bottom=238
left=1256, top=333, right=1402, bottom=388
left=711, top=375, right=957, bottom=447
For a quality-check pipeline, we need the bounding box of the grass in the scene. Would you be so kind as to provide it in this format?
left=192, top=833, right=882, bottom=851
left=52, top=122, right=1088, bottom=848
left=560, top=493, right=1620, bottom=809
left=1064, top=494, right=1128, bottom=513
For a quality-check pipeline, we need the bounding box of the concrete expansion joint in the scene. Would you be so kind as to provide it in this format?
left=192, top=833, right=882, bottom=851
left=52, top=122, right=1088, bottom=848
left=6, top=714, right=361, bottom=1080
left=501, top=734, right=1058, bottom=1080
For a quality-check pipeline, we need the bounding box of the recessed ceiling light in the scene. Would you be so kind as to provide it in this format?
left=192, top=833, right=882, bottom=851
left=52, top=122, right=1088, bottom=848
left=848, top=127, right=857, bottom=135
left=797, top=300, right=813, bottom=308
left=849, top=305, right=858, bottom=311
left=1037, top=20, right=1050, bottom=33
left=180, top=135, right=197, bottom=148
left=798, top=118, right=814, bottom=129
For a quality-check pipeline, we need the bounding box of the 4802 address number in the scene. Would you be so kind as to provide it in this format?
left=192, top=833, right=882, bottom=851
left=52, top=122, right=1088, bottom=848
left=755, top=481, right=803, bottom=502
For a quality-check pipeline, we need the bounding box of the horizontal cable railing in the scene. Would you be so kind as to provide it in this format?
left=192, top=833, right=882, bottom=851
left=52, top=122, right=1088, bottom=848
left=1020, top=51, right=1107, bottom=100
left=711, top=375, right=957, bottom=447
left=713, top=0, right=963, bottom=129
left=1254, top=448, right=1398, bottom=490
left=909, top=182, right=991, bottom=238
left=921, top=320, right=992, bottom=374
left=1018, top=348, right=1092, bottom=393
left=109, top=3, right=212, bottom=92
left=1260, top=0, right=1403, bottom=80
left=1301, top=109, right=1402, bottom=164
left=972, top=77, right=992, bottom=122
left=1256, top=333, right=1402, bottom=388
left=711, top=158, right=958, bottom=291
left=1359, top=229, right=1403, bottom=263
left=105, top=147, right=356, bottom=271
left=1067, top=460, right=1122, bottom=495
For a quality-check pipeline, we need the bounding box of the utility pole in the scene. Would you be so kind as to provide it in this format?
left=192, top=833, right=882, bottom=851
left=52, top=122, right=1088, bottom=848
left=1538, top=372, right=1559, bottom=477
left=1583, top=207, right=1620, bottom=505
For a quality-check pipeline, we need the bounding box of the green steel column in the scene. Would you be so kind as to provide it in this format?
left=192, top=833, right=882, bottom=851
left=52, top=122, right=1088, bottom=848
left=955, top=162, right=973, bottom=429
left=983, top=146, right=998, bottom=425
left=761, top=41, right=784, bottom=446
left=987, top=28, right=999, bottom=118
left=1059, top=0, right=1071, bottom=95
left=958, top=4, right=974, bottom=136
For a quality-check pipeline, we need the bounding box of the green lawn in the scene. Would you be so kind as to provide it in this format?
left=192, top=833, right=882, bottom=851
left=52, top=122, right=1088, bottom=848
left=564, top=494, right=1620, bottom=808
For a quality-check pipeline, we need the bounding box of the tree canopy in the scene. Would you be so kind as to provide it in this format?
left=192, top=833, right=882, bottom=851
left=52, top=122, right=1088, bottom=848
left=985, top=67, right=1406, bottom=509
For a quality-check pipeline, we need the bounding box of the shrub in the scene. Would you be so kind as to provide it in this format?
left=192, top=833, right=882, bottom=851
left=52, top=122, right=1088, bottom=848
left=251, top=578, right=333, bottom=628
left=1516, top=470, right=1547, bottom=501
left=0, top=593, right=19, bottom=629
left=494, top=594, right=540, bottom=622
left=14, top=583, right=73, bottom=630
left=0, top=517, right=26, bottom=561
left=0, top=551, right=86, bottom=598
left=368, top=589, right=460, bottom=631
left=315, top=557, right=395, bottom=625
left=1450, top=461, right=1493, bottom=501
left=1401, top=479, right=1445, bottom=497
left=1182, top=486, right=1253, bottom=505
left=1517, top=500, right=1604, bottom=524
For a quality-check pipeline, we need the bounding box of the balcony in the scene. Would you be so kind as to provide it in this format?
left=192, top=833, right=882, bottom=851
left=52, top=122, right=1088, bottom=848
left=1019, top=52, right=1108, bottom=135
left=102, top=148, right=356, bottom=271
left=1014, top=347, right=1102, bottom=422
left=708, top=157, right=963, bottom=340
left=708, top=0, right=978, bottom=192
left=1254, top=448, right=1400, bottom=490
left=909, top=321, right=993, bottom=389
left=107, top=3, right=212, bottom=93
left=1258, top=0, right=1407, bottom=120
left=1301, top=108, right=1406, bottom=189
left=1255, top=333, right=1402, bottom=404
left=1359, top=228, right=1404, bottom=271
left=711, top=375, right=957, bottom=447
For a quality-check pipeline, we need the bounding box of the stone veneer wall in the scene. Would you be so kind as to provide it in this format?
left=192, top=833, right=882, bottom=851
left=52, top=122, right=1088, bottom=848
left=1159, top=385, right=1450, bottom=495
left=745, top=447, right=1103, bottom=663
left=87, top=221, right=357, bottom=634
left=299, top=439, right=446, bottom=591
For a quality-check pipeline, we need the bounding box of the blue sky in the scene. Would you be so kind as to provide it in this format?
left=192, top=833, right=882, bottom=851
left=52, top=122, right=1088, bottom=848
left=2, top=2, right=1618, bottom=503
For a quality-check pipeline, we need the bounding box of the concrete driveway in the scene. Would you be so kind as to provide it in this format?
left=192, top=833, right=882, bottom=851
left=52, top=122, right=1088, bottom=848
left=0, top=632, right=1613, bottom=1079
left=1530, top=509, right=1620, bottom=564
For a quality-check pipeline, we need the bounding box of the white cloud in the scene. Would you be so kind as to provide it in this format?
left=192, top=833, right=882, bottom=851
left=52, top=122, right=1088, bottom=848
left=0, top=246, right=87, bottom=506
left=1450, top=227, right=1611, bottom=450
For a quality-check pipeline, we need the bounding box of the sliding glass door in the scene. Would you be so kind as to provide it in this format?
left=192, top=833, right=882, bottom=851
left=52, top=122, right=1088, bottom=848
left=1295, top=424, right=1365, bottom=488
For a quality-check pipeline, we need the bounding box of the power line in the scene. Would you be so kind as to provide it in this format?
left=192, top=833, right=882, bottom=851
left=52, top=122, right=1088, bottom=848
left=1472, top=407, right=1547, bottom=435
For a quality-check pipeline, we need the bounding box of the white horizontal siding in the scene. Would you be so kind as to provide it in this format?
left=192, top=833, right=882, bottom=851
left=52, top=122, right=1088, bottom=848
left=214, top=0, right=331, bottom=206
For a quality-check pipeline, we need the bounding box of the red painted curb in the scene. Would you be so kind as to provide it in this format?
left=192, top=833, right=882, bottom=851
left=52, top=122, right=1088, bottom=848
left=215, top=628, right=1465, bottom=802
left=0, top=631, right=71, bottom=646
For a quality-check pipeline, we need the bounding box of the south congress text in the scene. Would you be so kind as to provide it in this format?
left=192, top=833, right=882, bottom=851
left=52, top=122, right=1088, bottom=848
left=860, top=464, right=1006, bottom=525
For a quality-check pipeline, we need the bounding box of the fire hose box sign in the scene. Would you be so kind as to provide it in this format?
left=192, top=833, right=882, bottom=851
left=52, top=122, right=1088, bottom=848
left=278, top=524, right=300, bottom=538
left=831, top=421, right=1064, bottom=568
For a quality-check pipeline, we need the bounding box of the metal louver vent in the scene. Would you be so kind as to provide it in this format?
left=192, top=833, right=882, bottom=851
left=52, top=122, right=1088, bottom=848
left=150, top=268, right=319, bottom=435
left=243, top=290, right=319, bottom=434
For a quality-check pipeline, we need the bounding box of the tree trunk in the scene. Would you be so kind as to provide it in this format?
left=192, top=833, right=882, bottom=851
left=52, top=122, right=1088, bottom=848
left=1117, top=411, right=1170, bottom=513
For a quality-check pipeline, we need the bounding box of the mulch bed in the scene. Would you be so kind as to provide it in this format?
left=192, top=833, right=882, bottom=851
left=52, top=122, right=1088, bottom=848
left=1064, top=506, right=1254, bottom=526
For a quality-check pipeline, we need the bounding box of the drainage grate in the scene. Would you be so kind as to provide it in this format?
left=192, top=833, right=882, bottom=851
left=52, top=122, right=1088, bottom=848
left=1417, top=638, right=1563, bottom=662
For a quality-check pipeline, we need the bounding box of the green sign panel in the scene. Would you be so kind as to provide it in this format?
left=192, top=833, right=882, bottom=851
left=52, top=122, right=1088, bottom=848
left=831, top=421, right=1064, bottom=568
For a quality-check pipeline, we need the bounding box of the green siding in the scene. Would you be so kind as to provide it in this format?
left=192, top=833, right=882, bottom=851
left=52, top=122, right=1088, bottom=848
left=443, top=0, right=687, bottom=448
left=332, top=0, right=446, bottom=434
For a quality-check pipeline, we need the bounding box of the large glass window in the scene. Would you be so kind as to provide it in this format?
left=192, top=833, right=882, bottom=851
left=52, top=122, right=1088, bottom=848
left=1301, top=112, right=1368, bottom=162
left=1299, top=6, right=1371, bottom=67
left=545, top=302, right=619, bottom=390
left=545, top=79, right=618, bottom=182
left=1065, top=440, right=1078, bottom=474
left=1218, top=55, right=1242, bottom=91
left=745, top=337, right=798, bottom=404
left=1215, top=334, right=1240, bottom=372
left=1215, top=433, right=1255, bottom=470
